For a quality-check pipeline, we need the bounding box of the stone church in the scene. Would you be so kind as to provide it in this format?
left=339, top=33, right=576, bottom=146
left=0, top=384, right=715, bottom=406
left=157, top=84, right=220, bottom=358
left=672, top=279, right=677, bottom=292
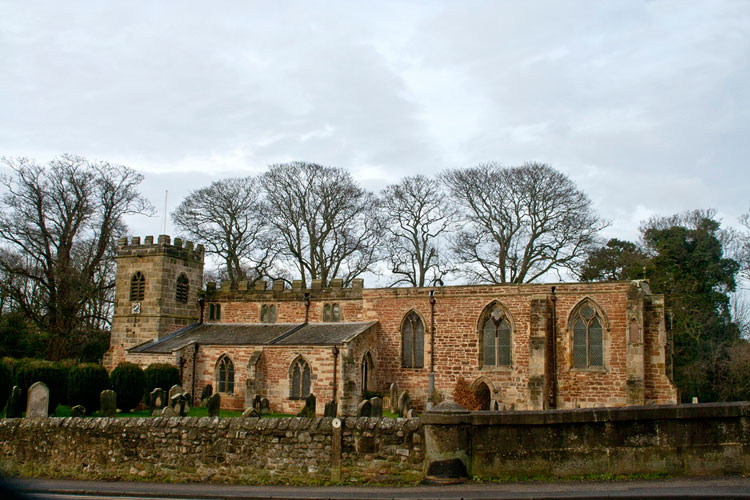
left=104, top=235, right=678, bottom=415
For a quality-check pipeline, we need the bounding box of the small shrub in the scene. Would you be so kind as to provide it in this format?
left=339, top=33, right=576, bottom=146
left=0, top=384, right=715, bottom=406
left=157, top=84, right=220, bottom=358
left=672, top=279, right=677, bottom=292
left=453, top=376, right=480, bottom=411
left=110, top=362, right=146, bottom=412
left=144, top=363, right=181, bottom=395
left=13, top=359, right=68, bottom=413
left=0, top=360, right=11, bottom=410
left=68, top=363, right=110, bottom=413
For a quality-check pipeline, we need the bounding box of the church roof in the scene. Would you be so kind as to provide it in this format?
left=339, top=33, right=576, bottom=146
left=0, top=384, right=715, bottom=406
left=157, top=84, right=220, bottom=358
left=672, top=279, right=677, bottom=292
left=128, top=321, right=378, bottom=354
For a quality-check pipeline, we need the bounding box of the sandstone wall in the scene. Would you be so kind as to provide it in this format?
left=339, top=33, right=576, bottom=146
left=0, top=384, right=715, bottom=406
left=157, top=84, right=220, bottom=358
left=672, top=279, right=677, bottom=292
left=0, top=416, right=423, bottom=484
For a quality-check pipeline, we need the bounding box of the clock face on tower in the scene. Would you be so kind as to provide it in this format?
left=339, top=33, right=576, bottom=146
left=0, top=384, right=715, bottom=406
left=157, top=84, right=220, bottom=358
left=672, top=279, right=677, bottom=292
left=131, top=302, right=142, bottom=315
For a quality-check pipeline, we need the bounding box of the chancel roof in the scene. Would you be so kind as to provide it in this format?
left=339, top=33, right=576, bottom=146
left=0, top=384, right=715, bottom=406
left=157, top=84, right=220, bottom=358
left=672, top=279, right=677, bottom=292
left=129, top=321, right=377, bottom=354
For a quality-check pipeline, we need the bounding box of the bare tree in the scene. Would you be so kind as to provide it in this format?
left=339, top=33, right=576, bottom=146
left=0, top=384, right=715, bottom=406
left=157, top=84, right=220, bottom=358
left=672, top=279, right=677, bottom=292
left=262, top=162, right=381, bottom=287
left=171, top=177, right=278, bottom=288
left=381, top=175, right=457, bottom=287
left=0, top=155, right=152, bottom=359
left=441, top=162, right=608, bottom=284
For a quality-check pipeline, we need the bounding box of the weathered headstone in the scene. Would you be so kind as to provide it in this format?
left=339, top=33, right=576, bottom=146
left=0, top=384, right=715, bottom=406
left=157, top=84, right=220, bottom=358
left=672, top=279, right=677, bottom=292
left=161, top=406, right=177, bottom=417
left=370, top=396, right=383, bottom=417
left=170, top=393, right=188, bottom=416
left=71, top=405, right=86, bottom=417
left=260, top=397, right=270, bottom=415
left=6, top=386, right=23, bottom=418
left=398, top=391, right=412, bottom=418
left=324, top=400, right=337, bottom=417
left=149, top=388, right=167, bottom=415
left=100, top=389, right=117, bottom=417
left=26, top=381, right=49, bottom=418
left=242, top=407, right=260, bottom=418
left=168, top=384, right=183, bottom=401
left=357, top=399, right=372, bottom=417
left=296, top=393, right=315, bottom=417
left=200, top=384, right=212, bottom=404
left=207, top=393, right=221, bottom=417
left=389, top=383, right=399, bottom=413
left=406, top=408, right=415, bottom=418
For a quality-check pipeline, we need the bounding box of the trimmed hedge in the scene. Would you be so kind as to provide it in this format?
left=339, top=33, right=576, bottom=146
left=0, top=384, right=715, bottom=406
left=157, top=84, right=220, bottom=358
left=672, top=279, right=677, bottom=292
left=13, top=359, right=69, bottom=414
left=68, top=363, right=110, bottom=414
left=144, top=363, right=180, bottom=395
left=0, top=360, right=11, bottom=411
left=110, top=362, right=145, bottom=412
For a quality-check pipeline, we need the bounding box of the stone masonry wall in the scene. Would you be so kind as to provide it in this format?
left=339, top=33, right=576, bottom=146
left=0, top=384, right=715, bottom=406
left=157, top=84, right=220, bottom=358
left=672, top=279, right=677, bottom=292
left=0, top=416, right=424, bottom=484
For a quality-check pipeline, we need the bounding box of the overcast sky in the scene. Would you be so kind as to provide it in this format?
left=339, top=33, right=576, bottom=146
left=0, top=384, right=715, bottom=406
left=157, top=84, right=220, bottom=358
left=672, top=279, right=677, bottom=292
left=2, top=1, right=749, bottom=251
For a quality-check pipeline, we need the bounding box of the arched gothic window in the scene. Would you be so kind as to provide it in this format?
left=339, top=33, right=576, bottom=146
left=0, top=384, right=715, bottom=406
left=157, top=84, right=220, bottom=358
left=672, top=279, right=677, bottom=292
left=323, top=303, right=340, bottom=322
left=216, top=355, right=235, bottom=394
left=130, top=272, right=145, bottom=301
left=261, top=304, right=277, bottom=323
left=481, top=304, right=512, bottom=367
left=401, top=311, right=424, bottom=368
left=572, top=301, right=604, bottom=368
left=175, top=273, right=189, bottom=303
left=290, top=357, right=312, bottom=399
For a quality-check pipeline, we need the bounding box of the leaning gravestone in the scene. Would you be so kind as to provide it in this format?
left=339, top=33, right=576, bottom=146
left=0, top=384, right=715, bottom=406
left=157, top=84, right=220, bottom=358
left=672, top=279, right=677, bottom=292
left=207, top=393, right=221, bottom=417
left=149, top=388, right=167, bottom=416
left=370, top=396, right=383, bottom=417
left=389, top=383, right=399, bottom=412
left=161, top=406, right=177, bottom=417
left=398, top=391, right=412, bottom=418
left=100, top=389, right=117, bottom=417
left=6, top=386, right=23, bottom=418
left=406, top=408, right=415, bottom=418
left=168, top=384, right=183, bottom=401
left=242, top=407, right=260, bottom=418
left=324, top=400, right=337, bottom=417
left=71, top=405, right=86, bottom=417
left=357, top=399, right=372, bottom=417
left=26, top=381, right=49, bottom=418
left=200, top=384, right=212, bottom=405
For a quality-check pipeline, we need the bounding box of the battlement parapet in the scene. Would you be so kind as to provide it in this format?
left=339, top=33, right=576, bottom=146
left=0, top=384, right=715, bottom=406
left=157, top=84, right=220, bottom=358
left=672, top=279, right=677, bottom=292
left=117, top=235, right=204, bottom=263
left=205, top=278, right=364, bottom=300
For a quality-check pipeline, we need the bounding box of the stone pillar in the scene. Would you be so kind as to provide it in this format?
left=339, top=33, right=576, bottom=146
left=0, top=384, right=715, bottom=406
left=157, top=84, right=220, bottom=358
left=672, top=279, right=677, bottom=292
left=528, top=296, right=550, bottom=410
left=422, top=401, right=471, bottom=479
left=626, top=283, right=646, bottom=405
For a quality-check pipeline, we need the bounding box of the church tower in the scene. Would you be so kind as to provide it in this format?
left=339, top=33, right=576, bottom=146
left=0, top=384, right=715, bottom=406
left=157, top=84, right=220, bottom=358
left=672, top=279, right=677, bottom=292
left=104, top=235, right=204, bottom=370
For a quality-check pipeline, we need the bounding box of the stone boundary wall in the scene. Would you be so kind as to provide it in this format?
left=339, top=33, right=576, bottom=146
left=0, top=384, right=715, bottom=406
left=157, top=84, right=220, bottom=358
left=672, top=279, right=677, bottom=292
left=0, top=417, right=423, bottom=484
left=423, top=402, right=750, bottom=479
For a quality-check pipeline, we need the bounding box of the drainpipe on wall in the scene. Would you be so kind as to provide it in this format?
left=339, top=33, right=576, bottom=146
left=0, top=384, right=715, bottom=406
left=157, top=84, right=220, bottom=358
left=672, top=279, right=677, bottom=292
left=549, top=286, right=558, bottom=409
left=304, top=292, right=310, bottom=324
left=192, top=343, right=199, bottom=400
left=332, top=346, right=339, bottom=402
left=429, top=290, right=436, bottom=400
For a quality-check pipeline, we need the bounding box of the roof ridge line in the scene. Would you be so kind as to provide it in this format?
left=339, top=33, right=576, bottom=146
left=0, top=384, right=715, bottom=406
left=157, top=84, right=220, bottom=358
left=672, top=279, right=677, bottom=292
left=269, top=323, right=307, bottom=345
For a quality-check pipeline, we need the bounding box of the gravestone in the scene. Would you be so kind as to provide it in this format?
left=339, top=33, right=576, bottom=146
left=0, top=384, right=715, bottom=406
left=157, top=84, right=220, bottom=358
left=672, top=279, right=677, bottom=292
left=149, top=388, right=167, bottom=415
left=406, top=408, right=415, bottom=418
left=26, top=381, right=49, bottom=418
left=207, top=393, right=221, bottom=417
left=170, top=393, right=188, bottom=416
left=253, top=394, right=262, bottom=411
left=200, top=384, right=212, bottom=405
left=324, top=400, right=337, bottom=417
left=296, top=393, right=315, bottom=417
left=242, top=407, right=260, bottom=418
left=398, top=391, right=412, bottom=418
left=389, top=383, right=399, bottom=413
left=100, top=389, right=117, bottom=417
left=71, top=405, right=86, bottom=417
left=168, top=384, right=183, bottom=401
left=161, top=406, right=177, bottom=417
left=370, top=396, right=383, bottom=417
left=6, top=386, right=22, bottom=418
left=260, top=397, right=270, bottom=415
left=357, top=399, right=372, bottom=417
